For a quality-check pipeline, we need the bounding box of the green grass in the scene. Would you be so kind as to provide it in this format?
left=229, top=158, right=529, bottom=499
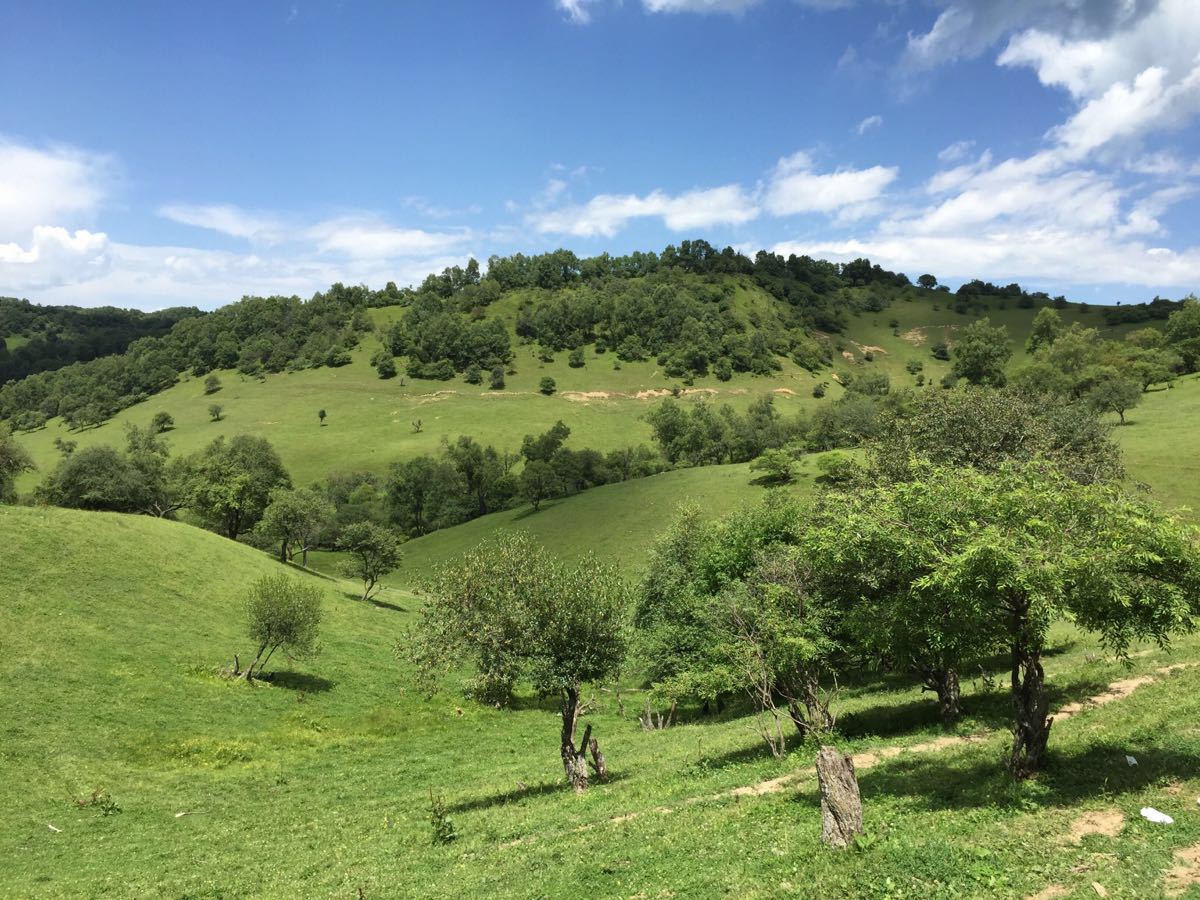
left=1113, top=372, right=1200, bottom=519
left=4, top=504, right=1200, bottom=897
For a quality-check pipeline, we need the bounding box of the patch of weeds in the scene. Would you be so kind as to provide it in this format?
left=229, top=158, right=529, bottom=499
left=72, top=788, right=121, bottom=816
left=172, top=737, right=255, bottom=767
left=428, top=790, right=458, bottom=845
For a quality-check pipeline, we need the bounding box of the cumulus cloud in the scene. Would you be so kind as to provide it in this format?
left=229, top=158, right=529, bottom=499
left=0, top=226, right=110, bottom=291
left=763, top=151, right=898, bottom=216
left=158, top=203, right=287, bottom=243
left=556, top=0, right=600, bottom=24
left=856, top=114, right=883, bottom=135
left=0, top=138, right=112, bottom=241
left=530, top=184, right=758, bottom=237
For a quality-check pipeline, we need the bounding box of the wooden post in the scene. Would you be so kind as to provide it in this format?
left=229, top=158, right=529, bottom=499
left=815, top=746, right=863, bottom=848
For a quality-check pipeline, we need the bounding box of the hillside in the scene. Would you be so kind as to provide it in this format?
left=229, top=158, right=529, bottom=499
left=8, top=273, right=1161, bottom=493
left=4, top=505, right=1200, bottom=897
left=309, top=459, right=823, bottom=584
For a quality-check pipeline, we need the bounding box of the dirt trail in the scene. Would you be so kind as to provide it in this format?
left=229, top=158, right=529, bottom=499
left=499, top=661, right=1195, bottom=849
left=1165, top=843, right=1200, bottom=896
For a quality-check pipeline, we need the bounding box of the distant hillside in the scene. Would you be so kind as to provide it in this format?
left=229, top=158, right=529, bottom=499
left=0, top=296, right=201, bottom=385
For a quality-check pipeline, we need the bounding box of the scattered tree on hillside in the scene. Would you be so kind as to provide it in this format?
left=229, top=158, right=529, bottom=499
left=237, top=574, right=322, bottom=682
left=204, top=374, right=222, bottom=394
left=208, top=403, right=224, bottom=422
left=1025, top=307, right=1064, bottom=354
left=257, top=488, right=336, bottom=565
left=0, top=425, right=35, bottom=502
left=339, top=521, right=402, bottom=601
left=318, top=408, right=327, bottom=426
left=749, top=449, right=797, bottom=484
left=951, top=318, right=1012, bottom=386
left=1088, top=373, right=1142, bottom=425
left=539, top=376, right=557, bottom=395
left=184, top=434, right=291, bottom=539
left=519, top=459, right=560, bottom=510
left=1166, top=296, right=1200, bottom=371
left=150, top=411, right=174, bottom=433
left=374, top=353, right=397, bottom=379
left=53, top=437, right=77, bottom=458
left=409, top=534, right=629, bottom=792
left=917, top=274, right=937, bottom=289
left=489, top=366, right=505, bottom=390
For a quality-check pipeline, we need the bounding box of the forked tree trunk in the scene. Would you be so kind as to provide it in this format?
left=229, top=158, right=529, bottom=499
left=815, top=746, right=863, bottom=848
left=923, top=666, right=962, bottom=727
left=560, top=686, right=589, bottom=792
left=1009, top=644, right=1051, bottom=778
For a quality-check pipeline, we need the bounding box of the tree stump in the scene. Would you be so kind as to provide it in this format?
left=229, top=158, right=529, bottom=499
left=815, top=746, right=863, bottom=848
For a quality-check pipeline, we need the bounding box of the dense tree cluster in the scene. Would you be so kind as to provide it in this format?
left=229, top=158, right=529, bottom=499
left=0, top=297, right=200, bottom=385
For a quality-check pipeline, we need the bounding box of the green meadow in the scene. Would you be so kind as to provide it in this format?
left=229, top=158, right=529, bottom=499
left=3, top=504, right=1200, bottom=898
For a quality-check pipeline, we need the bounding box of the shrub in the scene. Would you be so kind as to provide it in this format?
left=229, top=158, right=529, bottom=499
left=239, top=574, right=322, bottom=681
left=539, top=376, right=557, bottom=395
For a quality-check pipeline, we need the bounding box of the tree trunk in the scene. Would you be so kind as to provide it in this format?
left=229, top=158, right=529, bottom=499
left=588, top=736, right=608, bottom=780
left=301, top=545, right=309, bottom=568
left=1009, top=644, right=1051, bottom=778
left=923, top=666, right=962, bottom=727
left=784, top=672, right=832, bottom=738
left=279, top=540, right=288, bottom=563
left=560, top=686, right=589, bottom=792
left=815, top=746, right=863, bottom=849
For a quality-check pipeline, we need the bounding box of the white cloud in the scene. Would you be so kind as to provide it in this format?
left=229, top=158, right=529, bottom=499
left=158, top=203, right=287, bottom=243
left=0, top=138, right=112, bottom=241
left=0, top=226, right=110, bottom=290
left=642, top=0, right=761, bottom=14
left=903, top=0, right=1155, bottom=71
left=530, top=184, right=758, bottom=237
left=937, top=140, right=975, bottom=164
left=856, top=114, right=883, bottom=135
left=763, top=151, right=897, bottom=216
left=556, top=0, right=600, bottom=24
left=305, top=216, right=471, bottom=259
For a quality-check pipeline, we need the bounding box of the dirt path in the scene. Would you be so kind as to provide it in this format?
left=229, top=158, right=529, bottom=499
left=499, top=661, right=1195, bottom=849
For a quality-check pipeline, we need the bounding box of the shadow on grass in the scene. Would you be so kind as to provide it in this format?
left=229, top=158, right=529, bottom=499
left=856, top=742, right=1200, bottom=813
left=261, top=671, right=336, bottom=693
left=448, top=770, right=631, bottom=814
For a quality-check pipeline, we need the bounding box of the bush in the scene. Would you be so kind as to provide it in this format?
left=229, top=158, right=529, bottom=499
left=203, top=374, right=222, bottom=394
left=464, top=364, right=482, bottom=385
left=376, top=355, right=397, bottom=379
left=568, top=348, right=585, bottom=368
left=489, top=366, right=505, bottom=390
left=539, top=376, right=557, bottom=395
left=812, top=383, right=826, bottom=398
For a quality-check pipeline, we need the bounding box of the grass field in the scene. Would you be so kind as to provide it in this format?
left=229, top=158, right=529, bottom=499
left=9, top=287, right=1151, bottom=494
left=4, top=504, right=1200, bottom=898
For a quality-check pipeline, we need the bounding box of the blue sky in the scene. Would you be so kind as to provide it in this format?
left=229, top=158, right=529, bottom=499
left=2, top=0, right=1198, bottom=309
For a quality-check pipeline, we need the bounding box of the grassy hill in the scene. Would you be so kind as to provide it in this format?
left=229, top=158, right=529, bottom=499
left=4, top=504, right=1200, bottom=897
left=310, top=459, right=823, bottom=585
left=10, top=282, right=1151, bottom=493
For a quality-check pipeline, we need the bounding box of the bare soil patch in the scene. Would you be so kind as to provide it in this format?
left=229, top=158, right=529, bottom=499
left=1067, top=809, right=1125, bottom=843
left=1165, top=844, right=1200, bottom=896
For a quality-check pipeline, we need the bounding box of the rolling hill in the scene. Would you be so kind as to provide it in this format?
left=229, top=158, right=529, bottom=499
left=3, top=504, right=1200, bottom=897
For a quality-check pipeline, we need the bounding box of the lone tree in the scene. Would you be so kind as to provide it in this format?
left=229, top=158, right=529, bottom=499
left=0, top=425, right=35, bottom=502
left=208, top=403, right=224, bottom=422
left=813, top=460, right=1200, bottom=775
left=339, top=521, right=402, bottom=601
left=749, top=449, right=797, bottom=485
left=237, top=574, right=322, bottom=681
left=318, top=409, right=327, bottom=426
left=539, top=376, right=557, bottom=395
left=409, top=534, right=629, bottom=792
left=1089, top=373, right=1142, bottom=425
left=203, top=374, right=222, bottom=394
left=256, top=488, right=335, bottom=565
left=150, top=411, right=174, bottom=434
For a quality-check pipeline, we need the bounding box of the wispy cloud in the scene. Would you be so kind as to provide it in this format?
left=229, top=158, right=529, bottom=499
left=855, top=114, right=883, bottom=135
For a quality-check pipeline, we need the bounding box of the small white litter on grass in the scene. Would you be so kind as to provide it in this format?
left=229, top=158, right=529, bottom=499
left=1125, top=755, right=1138, bottom=766
left=47, top=824, right=61, bottom=833
left=1141, top=807, right=1174, bottom=824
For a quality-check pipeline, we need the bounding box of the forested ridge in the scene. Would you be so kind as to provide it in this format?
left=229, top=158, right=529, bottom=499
left=7, top=238, right=1186, bottom=432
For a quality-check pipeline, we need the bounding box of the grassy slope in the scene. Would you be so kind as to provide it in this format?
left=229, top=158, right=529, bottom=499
left=11, top=284, right=1147, bottom=492
left=310, top=459, right=822, bottom=585
left=3, top=505, right=1200, bottom=897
